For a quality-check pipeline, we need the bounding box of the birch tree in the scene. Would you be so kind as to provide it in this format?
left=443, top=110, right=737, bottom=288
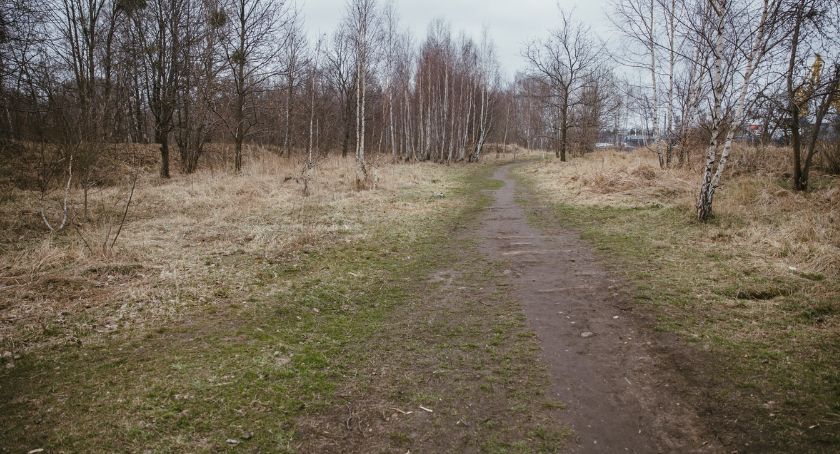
left=219, top=0, right=289, bottom=172
left=346, top=0, right=378, bottom=187
left=303, top=36, right=323, bottom=196
left=469, top=30, right=497, bottom=162
left=695, top=0, right=787, bottom=221
left=611, top=0, right=667, bottom=167
left=658, top=0, right=679, bottom=166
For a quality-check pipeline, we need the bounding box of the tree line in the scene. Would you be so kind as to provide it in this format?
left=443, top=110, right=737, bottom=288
left=2, top=0, right=839, bottom=223
left=516, top=0, right=839, bottom=220
left=0, top=0, right=501, bottom=191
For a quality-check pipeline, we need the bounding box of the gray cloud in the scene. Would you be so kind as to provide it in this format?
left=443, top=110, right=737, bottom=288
left=299, top=0, right=613, bottom=78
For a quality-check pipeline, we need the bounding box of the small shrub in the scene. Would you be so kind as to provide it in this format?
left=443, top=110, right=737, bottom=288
left=819, top=139, right=840, bottom=175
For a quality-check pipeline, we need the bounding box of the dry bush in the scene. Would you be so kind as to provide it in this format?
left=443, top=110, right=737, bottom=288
left=528, top=151, right=694, bottom=207
left=726, top=143, right=791, bottom=176
left=525, top=149, right=840, bottom=278
left=0, top=145, right=472, bottom=352
left=818, top=139, right=840, bottom=175
left=0, top=141, right=161, bottom=191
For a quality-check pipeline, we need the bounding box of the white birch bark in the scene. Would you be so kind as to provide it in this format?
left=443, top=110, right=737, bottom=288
left=649, top=0, right=664, bottom=168
left=697, top=0, right=774, bottom=220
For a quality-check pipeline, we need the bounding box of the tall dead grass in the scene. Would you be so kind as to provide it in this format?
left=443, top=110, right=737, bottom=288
left=0, top=146, right=475, bottom=353
left=524, top=147, right=840, bottom=278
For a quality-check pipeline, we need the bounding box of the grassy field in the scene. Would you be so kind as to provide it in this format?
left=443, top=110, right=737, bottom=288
left=0, top=149, right=568, bottom=452
left=0, top=150, right=476, bottom=353
left=4, top=143, right=838, bottom=452
left=514, top=149, right=839, bottom=452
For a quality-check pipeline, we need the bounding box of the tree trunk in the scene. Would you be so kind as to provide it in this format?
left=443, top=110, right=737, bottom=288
left=787, top=0, right=807, bottom=191
left=388, top=89, right=397, bottom=162
left=559, top=92, right=568, bottom=162
left=284, top=73, right=294, bottom=157
left=666, top=0, right=677, bottom=167
left=696, top=6, right=725, bottom=221
left=649, top=0, right=665, bottom=169
left=792, top=114, right=803, bottom=190
left=342, top=95, right=353, bottom=158
left=698, top=0, right=769, bottom=220
left=355, top=49, right=367, bottom=185
left=158, top=130, right=171, bottom=178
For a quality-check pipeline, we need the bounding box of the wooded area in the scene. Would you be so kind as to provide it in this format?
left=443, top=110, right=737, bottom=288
left=1, top=0, right=838, bottom=223
left=0, top=0, right=500, bottom=185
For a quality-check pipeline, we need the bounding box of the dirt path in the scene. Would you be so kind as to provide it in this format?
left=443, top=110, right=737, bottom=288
left=478, top=164, right=722, bottom=453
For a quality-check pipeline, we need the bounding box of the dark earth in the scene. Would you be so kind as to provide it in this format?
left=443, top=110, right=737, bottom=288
left=479, top=164, right=721, bottom=453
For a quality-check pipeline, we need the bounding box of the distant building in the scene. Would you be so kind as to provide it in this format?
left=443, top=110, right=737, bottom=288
left=594, top=129, right=654, bottom=150
left=623, top=134, right=651, bottom=148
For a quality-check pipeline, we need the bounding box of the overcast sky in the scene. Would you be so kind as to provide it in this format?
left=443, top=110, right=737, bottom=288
left=299, top=0, right=615, bottom=79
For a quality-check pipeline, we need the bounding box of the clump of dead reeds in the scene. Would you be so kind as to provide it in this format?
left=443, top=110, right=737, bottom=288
left=527, top=151, right=695, bottom=208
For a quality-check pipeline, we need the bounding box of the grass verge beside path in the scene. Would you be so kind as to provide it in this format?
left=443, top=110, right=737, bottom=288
left=1, top=162, right=567, bottom=453
left=513, top=159, right=840, bottom=453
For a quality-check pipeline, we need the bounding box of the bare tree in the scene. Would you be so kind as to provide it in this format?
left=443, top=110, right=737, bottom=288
left=660, top=0, right=677, bottom=165
left=325, top=26, right=356, bottom=158
left=611, top=0, right=666, bottom=167
left=673, top=34, right=708, bottom=167
left=778, top=0, right=840, bottom=191
left=303, top=35, right=323, bottom=196
left=345, top=0, right=379, bottom=186
left=382, top=2, right=399, bottom=162
left=0, top=0, right=49, bottom=139
left=525, top=10, right=601, bottom=161
left=281, top=11, right=305, bottom=157
left=218, top=0, right=290, bottom=172
left=175, top=0, right=224, bottom=174
left=469, top=30, right=498, bottom=162
left=48, top=0, right=122, bottom=210
left=126, top=0, right=186, bottom=179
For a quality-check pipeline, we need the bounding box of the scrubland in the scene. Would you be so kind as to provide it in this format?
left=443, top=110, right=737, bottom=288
left=0, top=149, right=471, bottom=353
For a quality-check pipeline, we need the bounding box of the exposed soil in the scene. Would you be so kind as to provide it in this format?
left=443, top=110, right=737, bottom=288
left=294, top=245, right=570, bottom=453
left=478, top=164, right=723, bottom=453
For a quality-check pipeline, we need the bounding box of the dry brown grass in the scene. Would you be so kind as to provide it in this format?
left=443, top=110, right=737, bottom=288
left=525, top=147, right=840, bottom=278
left=0, top=146, right=479, bottom=353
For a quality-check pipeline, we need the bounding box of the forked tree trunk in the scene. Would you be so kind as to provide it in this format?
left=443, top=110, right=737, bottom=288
left=697, top=0, right=770, bottom=221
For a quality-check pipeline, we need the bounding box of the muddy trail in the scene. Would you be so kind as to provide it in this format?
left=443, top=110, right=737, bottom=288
left=478, top=164, right=721, bottom=453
